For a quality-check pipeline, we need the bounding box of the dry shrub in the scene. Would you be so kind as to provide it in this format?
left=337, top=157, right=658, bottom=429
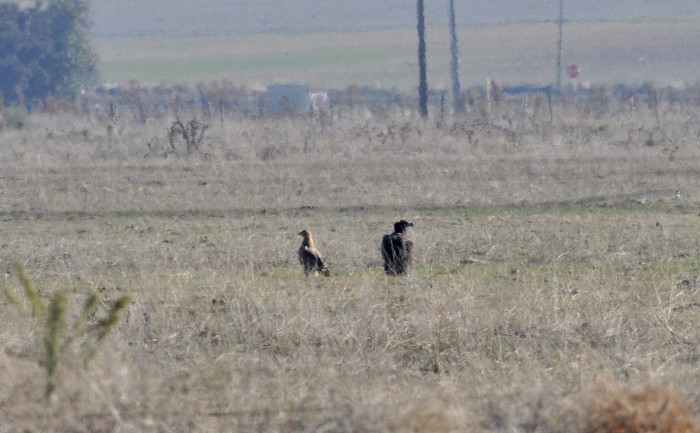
left=549, top=378, right=700, bottom=433
left=168, top=117, right=208, bottom=155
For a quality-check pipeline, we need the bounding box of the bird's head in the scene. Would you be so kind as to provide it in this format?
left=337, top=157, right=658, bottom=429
left=394, top=220, right=415, bottom=233
left=298, top=229, right=311, bottom=239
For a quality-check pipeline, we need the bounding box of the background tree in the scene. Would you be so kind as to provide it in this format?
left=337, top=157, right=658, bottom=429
left=0, top=0, right=98, bottom=107
left=416, top=0, right=428, bottom=119
left=0, top=3, right=31, bottom=106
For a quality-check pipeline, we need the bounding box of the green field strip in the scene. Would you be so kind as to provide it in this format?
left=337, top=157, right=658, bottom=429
left=99, top=46, right=414, bottom=81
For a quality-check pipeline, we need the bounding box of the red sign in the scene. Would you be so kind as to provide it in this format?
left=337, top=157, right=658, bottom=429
left=567, top=64, right=580, bottom=79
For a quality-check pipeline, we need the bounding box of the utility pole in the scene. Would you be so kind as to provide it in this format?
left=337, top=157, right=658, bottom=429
left=449, top=0, right=464, bottom=112
left=556, top=0, right=564, bottom=92
left=417, top=0, right=428, bottom=119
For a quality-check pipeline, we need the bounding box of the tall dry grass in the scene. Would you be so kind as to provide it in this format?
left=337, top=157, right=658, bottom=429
left=0, top=99, right=699, bottom=431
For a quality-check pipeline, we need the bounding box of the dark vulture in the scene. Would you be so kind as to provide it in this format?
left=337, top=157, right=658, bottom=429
left=381, top=220, right=415, bottom=275
left=298, top=229, right=330, bottom=276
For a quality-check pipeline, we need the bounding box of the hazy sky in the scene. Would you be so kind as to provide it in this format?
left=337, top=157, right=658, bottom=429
left=90, top=0, right=700, bottom=38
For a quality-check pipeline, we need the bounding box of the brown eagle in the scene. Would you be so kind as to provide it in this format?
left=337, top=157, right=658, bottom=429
left=381, top=220, right=415, bottom=275
left=298, top=229, right=330, bottom=276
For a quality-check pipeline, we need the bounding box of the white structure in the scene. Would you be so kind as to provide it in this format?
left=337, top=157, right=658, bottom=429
left=310, top=91, right=330, bottom=112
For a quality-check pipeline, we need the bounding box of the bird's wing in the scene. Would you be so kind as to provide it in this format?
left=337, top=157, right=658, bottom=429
left=381, top=234, right=394, bottom=260
left=308, top=247, right=330, bottom=275
left=405, top=239, right=414, bottom=264
left=303, top=246, right=325, bottom=267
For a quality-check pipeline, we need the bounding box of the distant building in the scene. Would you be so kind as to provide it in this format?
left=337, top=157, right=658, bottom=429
left=310, top=91, right=330, bottom=112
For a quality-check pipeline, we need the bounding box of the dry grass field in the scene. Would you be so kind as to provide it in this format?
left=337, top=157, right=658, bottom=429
left=1, top=98, right=700, bottom=432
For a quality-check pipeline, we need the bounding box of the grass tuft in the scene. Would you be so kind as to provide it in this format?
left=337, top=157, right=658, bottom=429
left=4, top=263, right=131, bottom=398
left=43, top=291, right=68, bottom=397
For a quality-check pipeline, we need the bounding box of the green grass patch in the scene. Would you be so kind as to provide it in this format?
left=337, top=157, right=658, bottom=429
left=99, top=46, right=413, bottom=83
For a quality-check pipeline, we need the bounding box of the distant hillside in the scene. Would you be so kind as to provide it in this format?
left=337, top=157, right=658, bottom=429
left=89, top=0, right=700, bottom=38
